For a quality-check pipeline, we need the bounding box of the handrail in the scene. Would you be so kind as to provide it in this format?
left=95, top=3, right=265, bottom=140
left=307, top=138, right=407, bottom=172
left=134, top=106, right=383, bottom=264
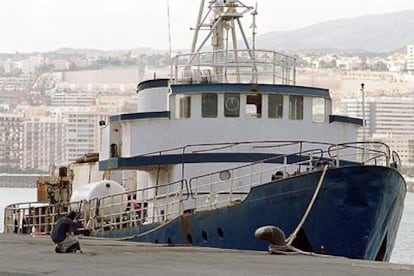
left=4, top=140, right=397, bottom=236
left=327, top=141, right=391, bottom=165
left=186, top=147, right=325, bottom=210
left=3, top=202, right=69, bottom=234
left=172, top=49, right=296, bottom=85
left=188, top=147, right=324, bottom=189
left=133, top=140, right=390, bottom=159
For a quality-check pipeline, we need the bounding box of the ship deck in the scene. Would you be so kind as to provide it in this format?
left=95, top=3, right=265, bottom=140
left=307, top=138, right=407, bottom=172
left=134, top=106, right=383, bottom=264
left=1, top=234, right=413, bottom=276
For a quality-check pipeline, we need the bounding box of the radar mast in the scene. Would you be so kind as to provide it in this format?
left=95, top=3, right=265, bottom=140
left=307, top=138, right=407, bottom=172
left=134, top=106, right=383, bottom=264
left=190, top=0, right=256, bottom=82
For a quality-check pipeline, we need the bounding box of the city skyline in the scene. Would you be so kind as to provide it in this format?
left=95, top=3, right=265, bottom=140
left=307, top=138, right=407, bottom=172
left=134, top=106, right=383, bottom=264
left=1, top=0, right=414, bottom=53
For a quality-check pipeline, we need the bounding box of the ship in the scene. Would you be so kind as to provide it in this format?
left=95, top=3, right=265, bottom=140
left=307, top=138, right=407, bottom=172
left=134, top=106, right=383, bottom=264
left=4, top=0, right=406, bottom=261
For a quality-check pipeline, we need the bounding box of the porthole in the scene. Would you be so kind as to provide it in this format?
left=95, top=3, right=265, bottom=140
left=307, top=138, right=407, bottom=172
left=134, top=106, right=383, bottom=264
left=219, top=170, right=231, bottom=181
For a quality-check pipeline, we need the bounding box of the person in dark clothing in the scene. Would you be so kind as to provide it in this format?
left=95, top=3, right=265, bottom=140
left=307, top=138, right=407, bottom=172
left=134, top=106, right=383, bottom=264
left=51, top=211, right=82, bottom=253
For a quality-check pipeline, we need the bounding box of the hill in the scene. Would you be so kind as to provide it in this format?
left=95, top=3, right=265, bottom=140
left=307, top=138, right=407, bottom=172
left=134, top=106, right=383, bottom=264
left=257, top=9, right=414, bottom=53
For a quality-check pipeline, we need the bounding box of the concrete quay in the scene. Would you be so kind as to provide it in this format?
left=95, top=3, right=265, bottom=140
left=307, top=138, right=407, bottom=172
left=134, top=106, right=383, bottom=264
left=1, top=234, right=414, bottom=276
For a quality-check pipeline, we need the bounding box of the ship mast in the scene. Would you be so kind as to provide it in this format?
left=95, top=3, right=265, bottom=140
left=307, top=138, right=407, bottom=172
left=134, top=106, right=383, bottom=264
left=189, top=0, right=255, bottom=82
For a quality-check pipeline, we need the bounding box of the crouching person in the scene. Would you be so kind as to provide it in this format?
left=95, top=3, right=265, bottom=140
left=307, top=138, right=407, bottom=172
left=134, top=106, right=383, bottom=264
left=51, top=211, right=82, bottom=253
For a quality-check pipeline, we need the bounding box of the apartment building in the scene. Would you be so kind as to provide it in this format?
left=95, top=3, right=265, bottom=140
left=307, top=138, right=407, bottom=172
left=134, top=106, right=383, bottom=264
left=341, top=97, right=414, bottom=167
left=22, top=118, right=66, bottom=171
left=63, top=110, right=109, bottom=163
left=50, top=89, right=96, bottom=106
left=18, top=56, right=45, bottom=74
left=0, top=113, right=23, bottom=168
left=0, top=75, right=32, bottom=92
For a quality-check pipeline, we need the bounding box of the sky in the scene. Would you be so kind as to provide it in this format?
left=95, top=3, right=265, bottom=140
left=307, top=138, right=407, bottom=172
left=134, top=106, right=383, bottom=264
left=0, top=0, right=414, bottom=53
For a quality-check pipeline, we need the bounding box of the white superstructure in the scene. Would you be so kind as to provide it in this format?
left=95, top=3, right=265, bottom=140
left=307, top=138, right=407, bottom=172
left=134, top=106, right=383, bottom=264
left=95, top=1, right=362, bottom=203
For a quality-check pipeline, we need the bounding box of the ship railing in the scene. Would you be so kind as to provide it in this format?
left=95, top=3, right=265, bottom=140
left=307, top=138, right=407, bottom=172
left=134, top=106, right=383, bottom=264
left=328, top=142, right=392, bottom=167
left=187, top=148, right=327, bottom=212
left=3, top=201, right=70, bottom=234
left=70, top=180, right=189, bottom=233
left=183, top=141, right=394, bottom=167
left=172, top=49, right=296, bottom=85
left=84, top=141, right=395, bottom=221
left=136, top=140, right=397, bottom=183
left=139, top=140, right=326, bottom=159
left=4, top=141, right=397, bottom=235
left=185, top=142, right=396, bottom=212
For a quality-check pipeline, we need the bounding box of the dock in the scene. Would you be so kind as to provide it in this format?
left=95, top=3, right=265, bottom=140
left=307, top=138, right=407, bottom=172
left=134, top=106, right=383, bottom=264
left=1, top=234, right=414, bottom=276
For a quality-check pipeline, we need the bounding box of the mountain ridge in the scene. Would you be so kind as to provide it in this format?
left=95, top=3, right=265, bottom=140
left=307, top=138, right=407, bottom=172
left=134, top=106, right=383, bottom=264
left=4, top=9, right=413, bottom=56
left=256, top=9, right=414, bottom=53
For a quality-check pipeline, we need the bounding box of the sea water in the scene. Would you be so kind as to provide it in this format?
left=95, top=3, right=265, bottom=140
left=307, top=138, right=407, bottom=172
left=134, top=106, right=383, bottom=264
left=390, top=192, right=414, bottom=264
left=0, top=188, right=413, bottom=264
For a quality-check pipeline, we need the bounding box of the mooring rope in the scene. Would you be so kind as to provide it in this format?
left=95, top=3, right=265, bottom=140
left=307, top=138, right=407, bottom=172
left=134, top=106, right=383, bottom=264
left=81, top=217, right=177, bottom=242
left=285, top=164, right=328, bottom=246
left=268, top=164, right=330, bottom=256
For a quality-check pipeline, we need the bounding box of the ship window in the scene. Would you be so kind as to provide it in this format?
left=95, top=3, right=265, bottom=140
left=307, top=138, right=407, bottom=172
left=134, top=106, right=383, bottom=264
left=268, top=94, right=283, bottom=119
left=202, top=94, right=218, bottom=118
left=178, top=95, right=191, bottom=118
left=246, top=94, right=262, bottom=118
left=224, top=94, right=240, bottom=117
left=289, top=95, right=303, bottom=120
left=312, top=98, right=325, bottom=123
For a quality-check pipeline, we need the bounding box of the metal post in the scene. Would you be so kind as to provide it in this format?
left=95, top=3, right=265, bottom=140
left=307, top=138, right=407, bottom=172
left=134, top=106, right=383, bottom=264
left=191, top=0, right=205, bottom=53
left=361, top=83, right=365, bottom=163
left=361, top=83, right=365, bottom=143
left=251, top=3, right=258, bottom=83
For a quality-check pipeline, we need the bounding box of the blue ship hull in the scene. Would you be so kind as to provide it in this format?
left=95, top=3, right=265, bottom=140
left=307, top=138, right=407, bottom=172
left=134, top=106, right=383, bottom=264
left=96, top=165, right=406, bottom=261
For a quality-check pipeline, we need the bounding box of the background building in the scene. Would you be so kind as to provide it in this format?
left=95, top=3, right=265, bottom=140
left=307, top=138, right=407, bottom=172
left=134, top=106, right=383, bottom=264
left=407, top=45, right=414, bottom=73
left=63, top=110, right=109, bottom=163
left=49, top=89, right=96, bottom=107
left=22, top=118, right=66, bottom=171
left=341, top=97, right=414, bottom=167
left=0, top=113, right=23, bottom=169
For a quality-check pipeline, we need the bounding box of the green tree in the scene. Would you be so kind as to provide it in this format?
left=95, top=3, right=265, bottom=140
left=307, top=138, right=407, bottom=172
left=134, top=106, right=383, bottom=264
left=372, top=61, right=388, bottom=72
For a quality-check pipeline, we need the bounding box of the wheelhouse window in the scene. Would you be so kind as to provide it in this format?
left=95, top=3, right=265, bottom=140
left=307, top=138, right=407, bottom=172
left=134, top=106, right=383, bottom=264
left=289, top=95, right=303, bottom=120
left=246, top=94, right=262, bottom=118
left=178, top=95, right=191, bottom=118
left=312, top=98, right=325, bottom=123
left=224, top=93, right=240, bottom=117
left=268, top=94, right=283, bottom=119
left=202, top=93, right=218, bottom=118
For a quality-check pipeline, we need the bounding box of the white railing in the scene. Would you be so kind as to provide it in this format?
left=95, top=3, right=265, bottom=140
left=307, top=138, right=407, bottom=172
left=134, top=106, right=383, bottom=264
left=173, top=49, right=296, bottom=85
left=327, top=142, right=392, bottom=167
left=70, top=180, right=188, bottom=233
left=4, top=141, right=398, bottom=235
left=3, top=202, right=69, bottom=234
left=186, top=148, right=326, bottom=211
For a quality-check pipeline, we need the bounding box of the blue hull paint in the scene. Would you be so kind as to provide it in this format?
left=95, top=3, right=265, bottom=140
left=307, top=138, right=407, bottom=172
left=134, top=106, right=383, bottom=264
left=96, top=166, right=406, bottom=260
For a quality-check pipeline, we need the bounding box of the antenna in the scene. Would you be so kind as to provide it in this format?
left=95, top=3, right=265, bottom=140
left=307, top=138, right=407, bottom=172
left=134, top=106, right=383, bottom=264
left=251, top=3, right=258, bottom=83
left=361, top=83, right=365, bottom=143
left=361, top=83, right=366, bottom=163
left=251, top=3, right=258, bottom=51
left=166, top=0, right=173, bottom=81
